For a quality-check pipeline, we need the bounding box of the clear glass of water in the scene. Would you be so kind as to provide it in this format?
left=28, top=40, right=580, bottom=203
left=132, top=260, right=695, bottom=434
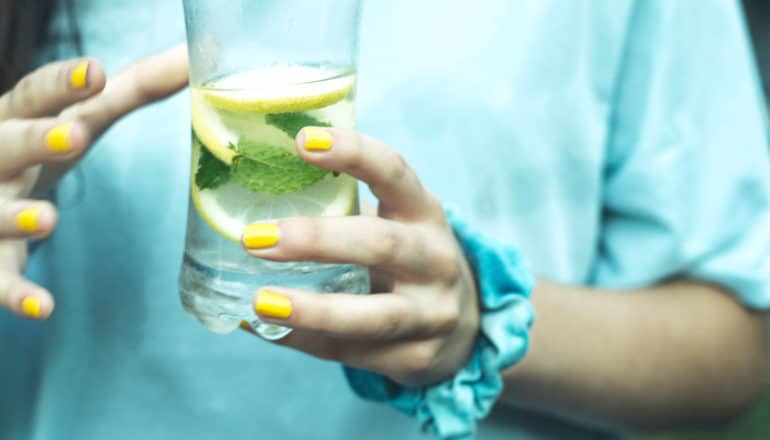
left=179, top=0, right=369, bottom=339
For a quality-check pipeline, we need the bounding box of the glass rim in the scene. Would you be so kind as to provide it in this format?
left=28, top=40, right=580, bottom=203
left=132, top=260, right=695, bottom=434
left=193, top=65, right=357, bottom=91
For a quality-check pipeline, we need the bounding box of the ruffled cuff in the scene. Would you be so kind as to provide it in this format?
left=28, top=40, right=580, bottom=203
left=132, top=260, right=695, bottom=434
left=343, top=209, right=536, bottom=439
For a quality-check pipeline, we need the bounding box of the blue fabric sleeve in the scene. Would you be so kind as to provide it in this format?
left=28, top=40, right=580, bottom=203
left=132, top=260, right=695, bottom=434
left=594, top=0, right=770, bottom=308
left=343, top=210, right=535, bottom=439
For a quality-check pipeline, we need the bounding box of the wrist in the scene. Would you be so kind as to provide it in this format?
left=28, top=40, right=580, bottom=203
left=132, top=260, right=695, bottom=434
left=342, top=208, right=536, bottom=439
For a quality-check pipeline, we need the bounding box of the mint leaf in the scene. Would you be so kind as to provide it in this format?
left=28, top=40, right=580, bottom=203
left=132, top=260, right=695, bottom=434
left=231, top=141, right=329, bottom=195
left=195, top=139, right=231, bottom=190
left=265, top=112, right=331, bottom=139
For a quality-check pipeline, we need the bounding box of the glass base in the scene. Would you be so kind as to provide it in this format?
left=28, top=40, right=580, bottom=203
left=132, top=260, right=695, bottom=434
left=179, top=254, right=370, bottom=339
left=247, top=319, right=294, bottom=340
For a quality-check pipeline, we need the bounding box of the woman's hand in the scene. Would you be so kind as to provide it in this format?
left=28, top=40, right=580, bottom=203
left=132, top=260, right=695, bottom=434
left=0, top=45, right=188, bottom=320
left=243, top=128, right=480, bottom=387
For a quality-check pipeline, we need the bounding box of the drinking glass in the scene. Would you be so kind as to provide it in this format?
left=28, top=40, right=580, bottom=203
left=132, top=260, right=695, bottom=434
left=179, top=0, right=369, bottom=339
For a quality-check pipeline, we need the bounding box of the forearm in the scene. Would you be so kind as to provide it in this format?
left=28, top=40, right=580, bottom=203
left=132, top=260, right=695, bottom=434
left=500, top=279, right=768, bottom=432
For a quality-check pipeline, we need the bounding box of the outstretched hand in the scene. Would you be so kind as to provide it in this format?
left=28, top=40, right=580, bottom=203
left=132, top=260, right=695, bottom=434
left=0, top=45, right=188, bottom=319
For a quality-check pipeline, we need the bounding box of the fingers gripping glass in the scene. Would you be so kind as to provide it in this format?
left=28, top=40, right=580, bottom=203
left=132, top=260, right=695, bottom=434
left=179, top=0, right=368, bottom=339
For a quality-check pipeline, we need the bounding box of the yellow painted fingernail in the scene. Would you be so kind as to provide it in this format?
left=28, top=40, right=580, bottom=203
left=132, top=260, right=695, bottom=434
left=16, top=208, right=40, bottom=233
left=255, top=290, right=292, bottom=320
left=242, top=223, right=279, bottom=249
left=21, top=296, right=41, bottom=319
left=70, top=61, right=89, bottom=89
left=304, top=127, right=332, bottom=151
left=45, top=123, right=73, bottom=153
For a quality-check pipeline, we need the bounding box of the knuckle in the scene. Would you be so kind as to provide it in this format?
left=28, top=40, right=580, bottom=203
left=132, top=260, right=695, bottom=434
left=136, top=80, right=161, bottom=104
left=438, top=250, right=462, bottom=285
left=403, top=343, right=440, bottom=376
left=6, top=80, right=27, bottom=116
left=127, top=67, right=156, bottom=105
left=56, top=62, right=71, bottom=91
left=341, top=132, right=367, bottom=173
left=132, top=57, right=172, bottom=104
left=309, top=299, right=336, bottom=334
left=69, top=118, right=91, bottom=157
left=16, top=74, right=35, bottom=101
left=371, top=308, right=403, bottom=338
left=430, top=300, right=460, bottom=334
left=281, top=217, right=320, bottom=258
left=428, top=235, right=462, bottom=284
left=409, top=231, right=433, bottom=274
left=22, top=120, right=41, bottom=147
left=384, top=151, right=409, bottom=183
left=370, top=224, right=398, bottom=266
left=424, top=192, right=444, bottom=218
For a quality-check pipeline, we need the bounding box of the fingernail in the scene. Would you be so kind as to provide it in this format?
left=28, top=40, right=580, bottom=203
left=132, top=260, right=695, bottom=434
left=242, top=223, right=279, bottom=249
left=16, top=208, right=40, bottom=233
left=21, top=296, right=41, bottom=319
left=70, top=61, right=89, bottom=89
left=304, top=127, right=332, bottom=151
left=45, top=123, right=73, bottom=153
left=255, top=289, right=292, bottom=320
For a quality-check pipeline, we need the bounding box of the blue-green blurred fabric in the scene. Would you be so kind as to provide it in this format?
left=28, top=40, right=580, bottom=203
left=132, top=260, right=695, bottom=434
left=2, top=0, right=769, bottom=439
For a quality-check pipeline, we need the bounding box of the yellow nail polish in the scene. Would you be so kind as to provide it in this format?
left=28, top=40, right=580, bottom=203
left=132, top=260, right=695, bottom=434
left=16, top=208, right=40, bottom=233
left=242, top=223, right=279, bottom=249
left=304, top=127, right=332, bottom=151
left=21, top=296, right=41, bottom=319
left=70, top=61, right=89, bottom=89
left=45, top=123, right=73, bottom=153
left=255, top=290, right=292, bottom=320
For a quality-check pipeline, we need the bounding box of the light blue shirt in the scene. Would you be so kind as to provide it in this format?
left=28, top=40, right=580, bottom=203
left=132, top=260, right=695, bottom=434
left=3, top=0, right=769, bottom=439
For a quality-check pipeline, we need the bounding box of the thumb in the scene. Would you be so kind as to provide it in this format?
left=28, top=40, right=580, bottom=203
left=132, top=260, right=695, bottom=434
left=64, top=43, right=189, bottom=138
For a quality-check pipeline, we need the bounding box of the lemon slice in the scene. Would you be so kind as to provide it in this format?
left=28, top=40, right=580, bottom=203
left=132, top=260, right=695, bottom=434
left=191, top=142, right=357, bottom=242
left=191, top=92, right=293, bottom=164
left=200, top=68, right=355, bottom=113
left=191, top=70, right=355, bottom=165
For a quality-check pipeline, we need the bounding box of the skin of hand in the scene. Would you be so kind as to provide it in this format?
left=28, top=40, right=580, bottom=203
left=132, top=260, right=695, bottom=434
left=0, top=45, right=188, bottom=320
left=241, top=127, right=481, bottom=387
